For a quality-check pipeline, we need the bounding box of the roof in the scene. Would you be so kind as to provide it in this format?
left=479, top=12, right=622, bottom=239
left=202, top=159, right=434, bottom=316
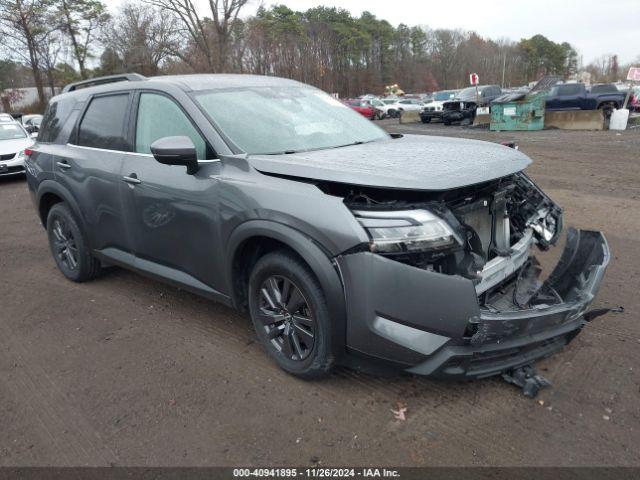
left=148, top=74, right=307, bottom=91
left=55, top=73, right=309, bottom=102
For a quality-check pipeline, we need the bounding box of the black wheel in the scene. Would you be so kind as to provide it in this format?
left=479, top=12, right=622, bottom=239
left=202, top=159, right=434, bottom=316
left=248, top=251, right=334, bottom=378
left=388, top=109, right=397, bottom=118
left=443, top=119, right=452, bottom=126
left=47, top=203, right=101, bottom=282
left=421, top=117, right=432, bottom=124
left=598, top=102, right=615, bottom=120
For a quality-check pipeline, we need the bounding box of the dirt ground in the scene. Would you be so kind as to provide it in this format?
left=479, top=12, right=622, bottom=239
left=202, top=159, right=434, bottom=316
left=1, top=121, right=639, bottom=467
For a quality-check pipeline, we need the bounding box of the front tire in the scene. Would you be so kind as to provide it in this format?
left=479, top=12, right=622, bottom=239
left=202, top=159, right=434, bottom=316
left=248, top=251, right=334, bottom=378
left=421, top=117, right=432, bottom=124
left=46, top=203, right=101, bottom=282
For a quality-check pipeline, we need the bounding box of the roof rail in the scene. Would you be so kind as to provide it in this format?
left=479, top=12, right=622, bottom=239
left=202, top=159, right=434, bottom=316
left=62, top=73, right=147, bottom=93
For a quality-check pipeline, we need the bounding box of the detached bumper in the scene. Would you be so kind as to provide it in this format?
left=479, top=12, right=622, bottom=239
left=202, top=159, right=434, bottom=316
left=337, top=229, right=609, bottom=379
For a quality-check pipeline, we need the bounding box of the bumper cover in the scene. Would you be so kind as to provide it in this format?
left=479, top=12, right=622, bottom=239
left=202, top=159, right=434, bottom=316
left=338, top=229, right=609, bottom=378
left=0, top=154, right=25, bottom=176
left=420, top=110, right=443, bottom=119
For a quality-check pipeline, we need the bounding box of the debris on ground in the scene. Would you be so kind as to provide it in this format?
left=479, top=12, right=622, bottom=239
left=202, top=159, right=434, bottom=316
left=502, top=365, right=551, bottom=398
left=392, top=402, right=408, bottom=421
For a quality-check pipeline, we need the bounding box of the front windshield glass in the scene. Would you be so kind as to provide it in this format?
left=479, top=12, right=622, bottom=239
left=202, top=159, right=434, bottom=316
left=456, top=87, right=482, bottom=101
left=0, top=123, right=26, bottom=140
left=194, top=86, right=389, bottom=154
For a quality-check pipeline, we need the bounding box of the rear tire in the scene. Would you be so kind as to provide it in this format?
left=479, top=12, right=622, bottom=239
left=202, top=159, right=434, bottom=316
left=421, top=117, right=432, bottom=124
left=248, top=251, right=334, bottom=379
left=46, top=203, right=101, bottom=282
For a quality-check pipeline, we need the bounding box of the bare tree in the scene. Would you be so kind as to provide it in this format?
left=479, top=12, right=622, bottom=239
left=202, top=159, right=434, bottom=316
left=55, top=0, right=109, bottom=79
left=143, top=0, right=248, bottom=72
left=0, top=0, right=54, bottom=107
left=103, top=1, right=179, bottom=76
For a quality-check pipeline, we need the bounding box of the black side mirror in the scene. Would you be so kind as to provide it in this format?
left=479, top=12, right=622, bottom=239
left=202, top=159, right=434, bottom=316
left=150, top=136, right=199, bottom=175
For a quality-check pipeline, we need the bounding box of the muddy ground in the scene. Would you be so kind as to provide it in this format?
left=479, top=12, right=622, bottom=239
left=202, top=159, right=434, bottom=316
left=1, top=121, right=639, bottom=467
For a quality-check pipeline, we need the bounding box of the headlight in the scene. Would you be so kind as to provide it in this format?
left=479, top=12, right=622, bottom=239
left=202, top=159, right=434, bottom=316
left=15, top=150, right=25, bottom=160
left=353, top=209, right=460, bottom=253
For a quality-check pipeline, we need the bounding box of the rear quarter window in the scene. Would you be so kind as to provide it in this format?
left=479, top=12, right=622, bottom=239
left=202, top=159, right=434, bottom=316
left=39, top=99, right=75, bottom=143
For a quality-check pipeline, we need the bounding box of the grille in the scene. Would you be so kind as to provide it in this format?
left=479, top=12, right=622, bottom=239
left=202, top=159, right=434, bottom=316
left=0, top=153, right=16, bottom=161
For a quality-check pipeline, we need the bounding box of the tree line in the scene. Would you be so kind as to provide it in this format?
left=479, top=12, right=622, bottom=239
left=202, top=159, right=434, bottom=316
left=0, top=0, right=636, bottom=110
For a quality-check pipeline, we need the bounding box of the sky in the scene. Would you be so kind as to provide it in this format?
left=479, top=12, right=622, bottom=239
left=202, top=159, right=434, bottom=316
left=103, top=0, right=640, bottom=65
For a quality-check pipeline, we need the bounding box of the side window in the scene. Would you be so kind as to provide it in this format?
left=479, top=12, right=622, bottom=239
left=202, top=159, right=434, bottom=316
left=77, top=94, right=130, bottom=151
left=39, top=99, right=74, bottom=143
left=559, top=84, right=581, bottom=96
left=135, top=93, right=207, bottom=160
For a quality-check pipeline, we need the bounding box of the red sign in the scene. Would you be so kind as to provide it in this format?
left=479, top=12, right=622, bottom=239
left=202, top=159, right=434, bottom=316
left=469, top=73, right=479, bottom=85
left=627, top=67, right=640, bottom=81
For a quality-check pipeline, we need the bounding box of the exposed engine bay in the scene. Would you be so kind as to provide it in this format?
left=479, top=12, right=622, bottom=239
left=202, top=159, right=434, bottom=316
left=320, top=172, right=567, bottom=315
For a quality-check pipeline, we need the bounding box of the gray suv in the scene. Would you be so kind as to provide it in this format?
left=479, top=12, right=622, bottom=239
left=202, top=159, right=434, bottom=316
left=25, top=73, right=609, bottom=380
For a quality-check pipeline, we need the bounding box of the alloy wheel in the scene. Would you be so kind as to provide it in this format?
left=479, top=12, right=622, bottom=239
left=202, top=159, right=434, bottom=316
left=257, top=275, right=315, bottom=361
left=51, top=218, right=78, bottom=271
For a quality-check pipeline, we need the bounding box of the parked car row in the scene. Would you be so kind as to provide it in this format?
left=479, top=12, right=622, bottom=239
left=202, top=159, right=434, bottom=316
left=419, top=81, right=636, bottom=127
left=345, top=97, right=427, bottom=120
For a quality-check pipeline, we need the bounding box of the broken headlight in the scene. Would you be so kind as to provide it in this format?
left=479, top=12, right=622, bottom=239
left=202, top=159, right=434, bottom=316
left=353, top=209, right=460, bottom=254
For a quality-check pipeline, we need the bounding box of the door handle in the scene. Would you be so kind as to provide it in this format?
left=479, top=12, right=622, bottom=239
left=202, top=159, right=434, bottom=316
left=122, top=174, right=141, bottom=185
left=56, top=161, right=71, bottom=170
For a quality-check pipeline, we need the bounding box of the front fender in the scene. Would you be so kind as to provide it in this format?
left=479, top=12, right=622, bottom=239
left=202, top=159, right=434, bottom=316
left=226, top=220, right=347, bottom=358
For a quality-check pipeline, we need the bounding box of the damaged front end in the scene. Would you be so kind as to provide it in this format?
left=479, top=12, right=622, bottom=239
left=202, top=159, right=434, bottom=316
left=442, top=100, right=477, bottom=124
left=328, top=172, right=609, bottom=379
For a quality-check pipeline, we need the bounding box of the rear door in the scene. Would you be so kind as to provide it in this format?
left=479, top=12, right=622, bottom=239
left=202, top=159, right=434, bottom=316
left=59, top=92, right=134, bottom=253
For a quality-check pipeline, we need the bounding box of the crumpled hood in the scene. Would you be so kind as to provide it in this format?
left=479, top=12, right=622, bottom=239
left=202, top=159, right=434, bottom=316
left=0, top=137, right=34, bottom=156
left=248, top=134, right=532, bottom=191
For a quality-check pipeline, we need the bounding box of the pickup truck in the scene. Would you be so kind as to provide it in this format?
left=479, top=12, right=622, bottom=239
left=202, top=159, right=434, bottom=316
left=442, top=85, right=502, bottom=125
left=545, top=83, right=627, bottom=114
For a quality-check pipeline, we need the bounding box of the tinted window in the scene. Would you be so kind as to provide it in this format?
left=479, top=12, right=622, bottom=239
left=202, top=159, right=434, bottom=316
left=590, top=84, right=617, bottom=93
left=558, top=84, right=582, bottom=95
left=39, top=100, right=74, bottom=143
left=77, top=94, right=130, bottom=150
left=135, top=93, right=207, bottom=160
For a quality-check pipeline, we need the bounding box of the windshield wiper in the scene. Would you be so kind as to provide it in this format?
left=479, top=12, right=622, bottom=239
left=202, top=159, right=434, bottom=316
left=262, top=139, right=381, bottom=155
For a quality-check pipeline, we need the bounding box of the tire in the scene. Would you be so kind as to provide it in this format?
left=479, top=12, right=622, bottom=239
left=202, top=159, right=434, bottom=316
left=421, top=117, right=432, bottom=124
left=598, top=102, right=615, bottom=119
left=443, top=119, right=451, bottom=126
left=248, top=250, right=334, bottom=379
left=388, top=109, right=397, bottom=118
left=46, top=203, right=101, bottom=282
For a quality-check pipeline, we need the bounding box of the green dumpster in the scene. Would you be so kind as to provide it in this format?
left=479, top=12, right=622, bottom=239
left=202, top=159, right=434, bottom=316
left=490, top=92, right=547, bottom=131
left=490, top=75, right=562, bottom=131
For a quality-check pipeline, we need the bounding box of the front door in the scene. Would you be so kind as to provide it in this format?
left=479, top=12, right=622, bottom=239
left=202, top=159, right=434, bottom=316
left=120, top=91, right=225, bottom=294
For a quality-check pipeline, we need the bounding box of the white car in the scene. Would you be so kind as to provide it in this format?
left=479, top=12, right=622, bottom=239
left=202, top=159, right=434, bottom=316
left=384, top=98, right=425, bottom=118
left=0, top=118, right=34, bottom=177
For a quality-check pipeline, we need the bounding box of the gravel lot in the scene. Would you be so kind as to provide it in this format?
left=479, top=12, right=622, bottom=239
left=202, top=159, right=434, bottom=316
left=1, top=121, right=639, bottom=467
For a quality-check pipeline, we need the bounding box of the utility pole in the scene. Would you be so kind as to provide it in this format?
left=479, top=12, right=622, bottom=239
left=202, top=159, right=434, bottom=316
left=502, top=52, right=506, bottom=89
